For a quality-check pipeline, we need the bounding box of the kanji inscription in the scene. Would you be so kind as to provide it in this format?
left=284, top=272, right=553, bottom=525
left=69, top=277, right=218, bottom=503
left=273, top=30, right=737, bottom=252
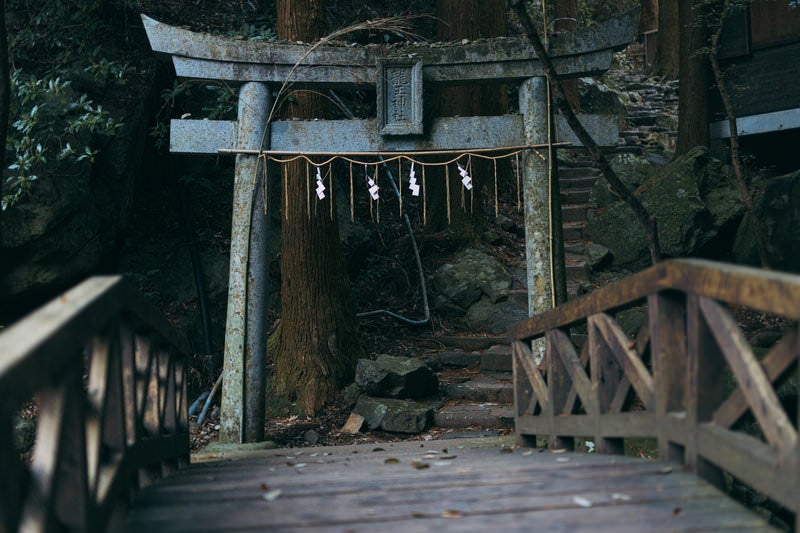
left=377, top=58, right=423, bottom=135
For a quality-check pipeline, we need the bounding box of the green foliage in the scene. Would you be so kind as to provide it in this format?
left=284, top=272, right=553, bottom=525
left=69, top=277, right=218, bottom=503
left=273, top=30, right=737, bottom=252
left=151, top=80, right=237, bottom=150
left=3, top=0, right=135, bottom=209
left=3, top=71, right=122, bottom=209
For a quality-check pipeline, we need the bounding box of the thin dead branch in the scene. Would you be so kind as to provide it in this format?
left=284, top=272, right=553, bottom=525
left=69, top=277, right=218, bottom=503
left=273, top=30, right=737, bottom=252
left=509, top=0, right=662, bottom=264
left=708, top=1, right=771, bottom=268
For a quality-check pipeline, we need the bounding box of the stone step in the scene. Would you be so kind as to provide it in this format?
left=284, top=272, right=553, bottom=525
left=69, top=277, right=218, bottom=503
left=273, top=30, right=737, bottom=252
left=432, top=403, right=514, bottom=429
left=559, top=166, right=600, bottom=180
left=562, top=222, right=585, bottom=241
left=422, top=350, right=480, bottom=371
left=561, top=204, right=589, bottom=223
left=480, top=345, right=512, bottom=373
left=566, top=259, right=589, bottom=282
left=560, top=175, right=598, bottom=190
left=561, top=187, right=592, bottom=204
left=441, top=374, right=513, bottom=404
left=428, top=335, right=504, bottom=352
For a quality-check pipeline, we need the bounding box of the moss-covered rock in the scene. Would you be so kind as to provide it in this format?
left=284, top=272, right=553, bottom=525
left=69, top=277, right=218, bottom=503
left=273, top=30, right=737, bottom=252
left=587, top=147, right=744, bottom=267
left=733, top=169, right=800, bottom=272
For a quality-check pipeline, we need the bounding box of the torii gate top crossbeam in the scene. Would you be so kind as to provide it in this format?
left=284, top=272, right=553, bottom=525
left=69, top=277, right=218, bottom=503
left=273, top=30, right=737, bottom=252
left=142, top=10, right=638, bottom=86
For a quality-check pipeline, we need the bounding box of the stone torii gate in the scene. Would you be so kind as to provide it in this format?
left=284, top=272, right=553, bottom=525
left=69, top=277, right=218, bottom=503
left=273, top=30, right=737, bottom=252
left=142, top=10, right=638, bottom=444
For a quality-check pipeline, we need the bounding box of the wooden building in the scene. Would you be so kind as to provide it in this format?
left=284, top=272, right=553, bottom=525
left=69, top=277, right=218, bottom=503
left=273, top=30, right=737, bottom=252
left=711, top=0, right=800, bottom=170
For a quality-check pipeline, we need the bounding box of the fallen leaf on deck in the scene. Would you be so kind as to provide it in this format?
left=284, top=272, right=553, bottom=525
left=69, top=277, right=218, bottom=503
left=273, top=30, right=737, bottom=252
left=658, top=466, right=673, bottom=474
left=411, top=461, right=430, bottom=470
left=384, top=457, right=400, bottom=464
left=262, top=489, right=282, bottom=501
left=441, top=510, right=464, bottom=518
left=260, top=483, right=270, bottom=491
left=612, top=493, right=632, bottom=501
left=573, top=496, right=592, bottom=507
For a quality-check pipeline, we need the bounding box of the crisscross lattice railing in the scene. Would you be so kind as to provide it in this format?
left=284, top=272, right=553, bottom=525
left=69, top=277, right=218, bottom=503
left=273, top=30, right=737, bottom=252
left=509, top=259, right=799, bottom=528
left=0, top=276, right=191, bottom=532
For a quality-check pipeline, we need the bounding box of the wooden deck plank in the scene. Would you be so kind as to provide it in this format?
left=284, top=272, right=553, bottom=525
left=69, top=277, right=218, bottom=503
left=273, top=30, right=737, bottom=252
left=127, top=439, right=776, bottom=532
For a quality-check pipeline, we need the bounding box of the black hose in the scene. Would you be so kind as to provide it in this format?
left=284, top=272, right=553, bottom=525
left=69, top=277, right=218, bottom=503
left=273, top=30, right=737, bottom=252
left=329, top=90, right=430, bottom=326
left=177, top=181, right=215, bottom=379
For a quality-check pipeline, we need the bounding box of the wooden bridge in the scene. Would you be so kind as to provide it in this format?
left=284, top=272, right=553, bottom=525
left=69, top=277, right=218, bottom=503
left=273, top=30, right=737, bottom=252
left=1, top=259, right=798, bottom=531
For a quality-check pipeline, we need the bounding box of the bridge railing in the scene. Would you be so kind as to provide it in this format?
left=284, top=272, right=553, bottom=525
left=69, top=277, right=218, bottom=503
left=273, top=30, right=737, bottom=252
left=509, top=259, right=799, bottom=525
left=0, top=276, right=191, bottom=532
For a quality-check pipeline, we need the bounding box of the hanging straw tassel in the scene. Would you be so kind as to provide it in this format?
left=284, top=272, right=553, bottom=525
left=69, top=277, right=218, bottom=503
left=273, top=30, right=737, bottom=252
left=398, top=158, right=403, bottom=217
left=493, top=157, right=499, bottom=218
left=422, top=164, right=427, bottom=226
left=328, top=164, right=334, bottom=221
left=445, top=163, right=451, bottom=225
left=283, top=161, right=289, bottom=220
left=349, top=162, right=354, bottom=222
left=261, top=154, right=269, bottom=215
left=515, top=152, right=521, bottom=212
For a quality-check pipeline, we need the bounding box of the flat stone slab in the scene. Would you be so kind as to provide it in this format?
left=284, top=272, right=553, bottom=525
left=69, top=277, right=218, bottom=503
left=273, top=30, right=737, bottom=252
left=422, top=350, right=481, bottom=371
left=429, top=335, right=504, bottom=352
left=433, top=403, right=515, bottom=429
left=353, top=397, right=436, bottom=434
left=480, top=345, right=512, bottom=373
left=355, top=355, right=439, bottom=399
left=441, top=375, right=514, bottom=404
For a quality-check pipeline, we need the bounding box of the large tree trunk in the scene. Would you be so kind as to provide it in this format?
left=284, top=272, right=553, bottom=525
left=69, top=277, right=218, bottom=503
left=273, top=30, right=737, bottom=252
left=272, top=0, right=361, bottom=414
left=640, top=0, right=658, bottom=34
left=651, top=0, right=679, bottom=78
left=428, top=0, right=508, bottom=242
left=675, top=0, right=710, bottom=155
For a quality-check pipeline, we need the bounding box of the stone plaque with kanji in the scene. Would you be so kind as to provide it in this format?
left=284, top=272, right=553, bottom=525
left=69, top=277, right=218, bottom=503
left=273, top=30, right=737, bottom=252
left=377, top=58, right=423, bottom=136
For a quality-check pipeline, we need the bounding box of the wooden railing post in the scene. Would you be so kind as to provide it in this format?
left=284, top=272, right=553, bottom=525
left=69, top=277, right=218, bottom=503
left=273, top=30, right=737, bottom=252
left=545, top=330, right=574, bottom=450
left=648, top=290, right=687, bottom=462
left=588, top=314, right=625, bottom=454
left=685, top=294, right=726, bottom=490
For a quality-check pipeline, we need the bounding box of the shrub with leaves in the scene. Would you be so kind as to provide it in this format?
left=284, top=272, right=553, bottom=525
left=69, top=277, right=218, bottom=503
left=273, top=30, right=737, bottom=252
left=2, top=0, right=136, bottom=210
left=3, top=71, right=122, bottom=210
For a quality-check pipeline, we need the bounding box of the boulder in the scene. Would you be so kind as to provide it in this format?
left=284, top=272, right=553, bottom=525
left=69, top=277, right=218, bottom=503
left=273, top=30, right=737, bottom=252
left=352, top=397, right=433, bottom=434
left=733, top=169, right=800, bottom=272
left=587, top=147, right=744, bottom=267
left=432, top=249, right=511, bottom=315
left=579, top=77, right=627, bottom=124
left=355, top=355, right=439, bottom=399
left=465, top=294, right=527, bottom=334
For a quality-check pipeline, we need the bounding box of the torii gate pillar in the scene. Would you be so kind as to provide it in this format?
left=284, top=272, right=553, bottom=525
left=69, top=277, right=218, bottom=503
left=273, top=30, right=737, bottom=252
left=219, top=82, right=271, bottom=443
left=520, top=76, right=555, bottom=359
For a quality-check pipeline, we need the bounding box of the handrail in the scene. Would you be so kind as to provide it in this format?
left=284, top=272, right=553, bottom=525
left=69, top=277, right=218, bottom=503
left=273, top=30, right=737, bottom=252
left=0, top=276, right=191, bottom=532
left=510, top=259, right=800, bottom=529
left=509, top=259, right=800, bottom=340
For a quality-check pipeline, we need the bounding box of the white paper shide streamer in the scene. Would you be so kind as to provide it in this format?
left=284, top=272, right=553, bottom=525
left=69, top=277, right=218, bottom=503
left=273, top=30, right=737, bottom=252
left=315, top=166, right=326, bottom=200
left=408, top=162, right=420, bottom=197
left=457, top=162, right=472, bottom=190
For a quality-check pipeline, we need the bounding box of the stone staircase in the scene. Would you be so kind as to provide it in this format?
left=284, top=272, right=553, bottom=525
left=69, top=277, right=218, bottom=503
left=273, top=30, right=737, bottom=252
left=423, top=336, right=515, bottom=434
left=559, top=161, right=602, bottom=290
